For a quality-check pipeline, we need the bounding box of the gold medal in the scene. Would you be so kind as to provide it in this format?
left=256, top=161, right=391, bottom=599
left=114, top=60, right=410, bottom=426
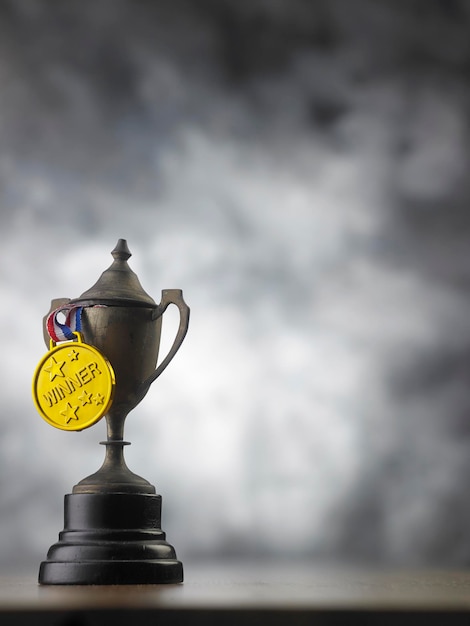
left=32, top=332, right=115, bottom=431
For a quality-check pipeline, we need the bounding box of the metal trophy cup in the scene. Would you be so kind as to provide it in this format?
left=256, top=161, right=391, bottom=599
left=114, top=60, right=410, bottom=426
left=33, top=239, right=189, bottom=584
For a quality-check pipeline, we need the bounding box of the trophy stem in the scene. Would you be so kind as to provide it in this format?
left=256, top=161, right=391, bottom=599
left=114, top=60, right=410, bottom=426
left=100, top=440, right=131, bottom=472
left=106, top=407, right=127, bottom=441
left=72, top=409, right=156, bottom=495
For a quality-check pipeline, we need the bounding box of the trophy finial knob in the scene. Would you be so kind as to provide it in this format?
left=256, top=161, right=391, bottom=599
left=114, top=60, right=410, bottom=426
left=112, top=239, right=132, bottom=262
left=70, top=238, right=156, bottom=307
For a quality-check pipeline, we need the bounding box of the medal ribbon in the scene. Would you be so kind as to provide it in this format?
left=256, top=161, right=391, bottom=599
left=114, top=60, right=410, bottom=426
left=46, top=305, right=83, bottom=342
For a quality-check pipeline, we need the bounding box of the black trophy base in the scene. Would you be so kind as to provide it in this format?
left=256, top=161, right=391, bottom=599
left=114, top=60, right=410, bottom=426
left=39, top=493, right=183, bottom=585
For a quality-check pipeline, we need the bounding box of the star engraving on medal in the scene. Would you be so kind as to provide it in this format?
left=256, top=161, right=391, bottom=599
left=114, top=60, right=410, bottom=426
left=60, top=402, right=79, bottom=424
left=44, top=356, right=66, bottom=381
left=68, top=349, right=79, bottom=361
left=94, top=393, right=105, bottom=406
left=78, top=389, right=93, bottom=406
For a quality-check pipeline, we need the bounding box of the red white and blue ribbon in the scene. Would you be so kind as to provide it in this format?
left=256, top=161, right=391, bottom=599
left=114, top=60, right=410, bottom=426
left=46, top=305, right=83, bottom=343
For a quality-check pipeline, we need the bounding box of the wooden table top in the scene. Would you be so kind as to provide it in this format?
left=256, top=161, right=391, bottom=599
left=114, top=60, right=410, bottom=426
left=3, top=561, right=470, bottom=625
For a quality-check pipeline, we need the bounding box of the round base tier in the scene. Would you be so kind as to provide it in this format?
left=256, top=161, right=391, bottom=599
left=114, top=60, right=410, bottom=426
left=39, top=493, right=183, bottom=585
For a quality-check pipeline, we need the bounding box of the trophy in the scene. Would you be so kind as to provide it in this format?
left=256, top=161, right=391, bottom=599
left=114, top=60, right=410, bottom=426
left=32, top=239, right=190, bottom=584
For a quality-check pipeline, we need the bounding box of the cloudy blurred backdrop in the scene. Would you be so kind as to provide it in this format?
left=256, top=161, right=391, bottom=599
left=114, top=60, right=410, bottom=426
left=2, top=0, right=470, bottom=572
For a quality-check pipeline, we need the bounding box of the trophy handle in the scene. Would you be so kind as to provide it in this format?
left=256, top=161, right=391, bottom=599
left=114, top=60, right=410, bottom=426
left=140, top=289, right=190, bottom=395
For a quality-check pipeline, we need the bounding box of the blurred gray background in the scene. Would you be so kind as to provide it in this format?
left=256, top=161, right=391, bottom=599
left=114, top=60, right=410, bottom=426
left=1, top=0, right=470, bottom=572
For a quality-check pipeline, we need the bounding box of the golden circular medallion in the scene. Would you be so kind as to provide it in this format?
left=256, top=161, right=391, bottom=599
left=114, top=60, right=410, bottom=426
left=32, top=333, right=115, bottom=431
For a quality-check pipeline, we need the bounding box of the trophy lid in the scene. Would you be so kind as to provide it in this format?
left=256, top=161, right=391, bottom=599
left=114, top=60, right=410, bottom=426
left=70, top=239, right=157, bottom=307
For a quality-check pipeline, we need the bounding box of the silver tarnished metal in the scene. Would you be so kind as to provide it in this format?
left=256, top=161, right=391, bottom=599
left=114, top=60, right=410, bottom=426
left=44, top=239, right=190, bottom=494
